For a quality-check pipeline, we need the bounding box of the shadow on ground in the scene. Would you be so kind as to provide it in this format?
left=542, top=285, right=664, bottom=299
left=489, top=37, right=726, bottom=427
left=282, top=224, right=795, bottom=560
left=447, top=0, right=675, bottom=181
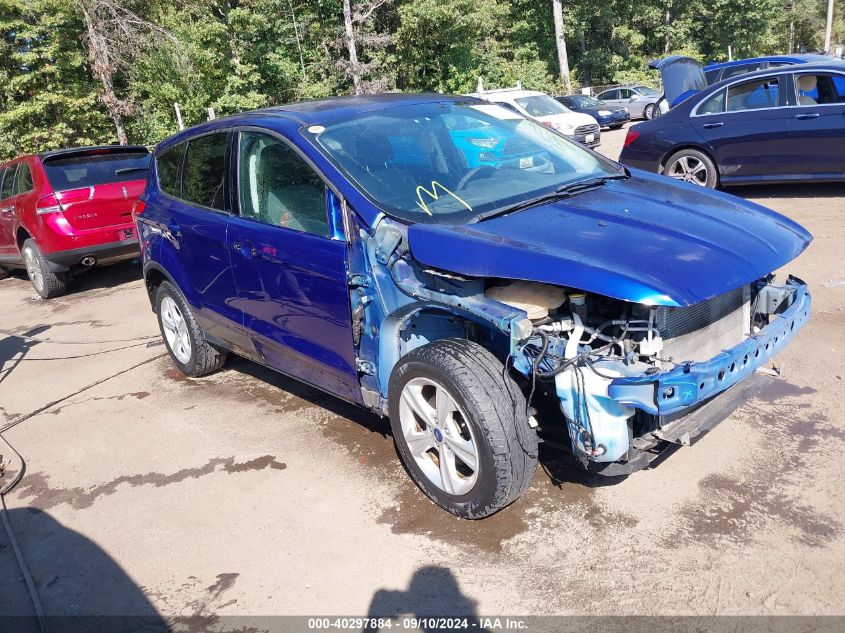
left=732, top=182, right=845, bottom=200
left=364, top=565, right=488, bottom=632
left=0, top=506, right=169, bottom=633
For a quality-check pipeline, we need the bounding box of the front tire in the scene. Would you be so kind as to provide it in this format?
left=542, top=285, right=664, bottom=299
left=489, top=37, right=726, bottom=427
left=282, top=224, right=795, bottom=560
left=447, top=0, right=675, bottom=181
left=388, top=339, right=538, bottom=519
left=644, top=103, right=658, bottom=120
left=22, top=238, right=67, bottom=299
left=156, top=281, right=227, bottom=377
left=664, top=149, right=719, bottom=188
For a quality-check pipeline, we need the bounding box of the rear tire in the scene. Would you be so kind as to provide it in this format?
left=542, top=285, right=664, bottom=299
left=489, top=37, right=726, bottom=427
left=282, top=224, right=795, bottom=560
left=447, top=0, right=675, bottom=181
left=0, top=266, right=10, bottom=280
left=155, top=281, right=227, bottom=377
left=22, top=238, right=67, bottom=299
left=664, top=148, right=719, bottom=189
left=388, top=339, right=538, bottom=519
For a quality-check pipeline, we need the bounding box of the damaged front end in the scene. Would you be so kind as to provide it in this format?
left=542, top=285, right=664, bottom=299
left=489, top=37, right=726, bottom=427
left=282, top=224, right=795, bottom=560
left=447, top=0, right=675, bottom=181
left=503, top=275, right=810, bottom=473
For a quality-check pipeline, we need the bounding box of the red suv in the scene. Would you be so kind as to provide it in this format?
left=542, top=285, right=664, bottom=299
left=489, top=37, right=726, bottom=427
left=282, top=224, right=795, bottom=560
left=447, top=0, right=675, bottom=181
left=0, top=145, right=150, bottom=298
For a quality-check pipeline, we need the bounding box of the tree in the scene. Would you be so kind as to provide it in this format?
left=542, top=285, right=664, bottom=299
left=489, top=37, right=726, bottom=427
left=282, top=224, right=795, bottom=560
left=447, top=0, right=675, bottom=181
left=551, top=0, right=572, bottom=93
left=77, top=0, right=176, bottom=144
left=0, top=0, right=112, bottom=159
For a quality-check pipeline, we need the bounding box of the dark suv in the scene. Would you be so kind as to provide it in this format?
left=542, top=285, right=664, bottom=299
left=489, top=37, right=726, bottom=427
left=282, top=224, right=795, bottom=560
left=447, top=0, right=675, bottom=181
left=0, top=146, right=149, bottom=298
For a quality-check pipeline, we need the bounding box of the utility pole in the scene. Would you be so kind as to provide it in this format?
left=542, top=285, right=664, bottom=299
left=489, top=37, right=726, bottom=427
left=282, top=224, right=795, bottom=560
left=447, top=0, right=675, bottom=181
left=825, top=0, right=834, bottom=53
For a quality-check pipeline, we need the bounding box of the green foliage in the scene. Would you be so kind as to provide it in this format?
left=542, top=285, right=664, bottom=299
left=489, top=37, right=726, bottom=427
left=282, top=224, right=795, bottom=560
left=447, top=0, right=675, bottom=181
left=0, top=0, right=841, bottom=160
left=0, top=0, right=113, bottom=158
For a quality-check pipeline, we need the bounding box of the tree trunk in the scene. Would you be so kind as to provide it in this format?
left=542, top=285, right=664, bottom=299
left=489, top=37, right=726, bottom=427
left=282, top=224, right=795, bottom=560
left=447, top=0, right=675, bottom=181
left=342, top=0, right=362, bottom=95
left=552, top=0, right=572, bottom=94
left=80, top=0, right=128, bottom=145
left=824, top=0, right=834, bottom=53
left=664, top=3, right=672, bottom=54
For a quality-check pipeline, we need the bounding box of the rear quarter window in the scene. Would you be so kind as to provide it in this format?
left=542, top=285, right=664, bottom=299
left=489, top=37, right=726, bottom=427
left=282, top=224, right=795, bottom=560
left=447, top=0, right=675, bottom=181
left=14, top=162, right=33, bottom=194
left=156, top=143, right=184, bottom=197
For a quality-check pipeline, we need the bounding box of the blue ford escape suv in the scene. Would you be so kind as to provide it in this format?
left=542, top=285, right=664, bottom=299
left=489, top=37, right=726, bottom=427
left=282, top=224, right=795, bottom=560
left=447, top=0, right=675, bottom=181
left=137, top=94, right=811, bottom=518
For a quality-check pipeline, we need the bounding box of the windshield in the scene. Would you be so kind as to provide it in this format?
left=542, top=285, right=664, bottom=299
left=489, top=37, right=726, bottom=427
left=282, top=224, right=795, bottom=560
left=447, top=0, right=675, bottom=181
left=634, top=86, right=661, bottom=97
left=304, top=101, right=618, bottom=225
left=514, top=95, right=572, bottom=116
left=567, top=95, right=602, bottom=108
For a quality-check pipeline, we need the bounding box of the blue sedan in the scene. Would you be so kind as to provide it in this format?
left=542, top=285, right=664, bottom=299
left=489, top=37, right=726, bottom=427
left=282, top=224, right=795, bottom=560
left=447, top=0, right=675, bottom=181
left=703, top=54, right=833, bottom=84
left=137, top=93, right=811, bottom=517
left=620, top=61, right=845, bottom=188
left=556, top=94, right=631, bottom=129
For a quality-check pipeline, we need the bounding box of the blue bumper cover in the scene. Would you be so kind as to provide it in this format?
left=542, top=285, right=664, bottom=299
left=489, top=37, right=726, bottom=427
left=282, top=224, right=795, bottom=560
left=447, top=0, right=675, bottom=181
left=608, top=279, right=811, bottom=415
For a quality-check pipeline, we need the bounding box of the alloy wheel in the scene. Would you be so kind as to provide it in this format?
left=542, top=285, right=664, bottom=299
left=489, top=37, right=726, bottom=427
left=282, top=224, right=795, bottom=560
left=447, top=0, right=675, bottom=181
left=398, top=377, right=480, bottom=496
left=668, top=155, right=709, bottom=186
left=160, top=296, right=192, bottom=364
left=23, top=247, right=44, bottom=295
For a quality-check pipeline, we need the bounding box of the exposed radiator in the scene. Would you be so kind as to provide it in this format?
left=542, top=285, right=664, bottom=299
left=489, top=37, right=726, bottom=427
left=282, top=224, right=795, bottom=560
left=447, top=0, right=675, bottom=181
left=655, top=285, right=751, bottom=366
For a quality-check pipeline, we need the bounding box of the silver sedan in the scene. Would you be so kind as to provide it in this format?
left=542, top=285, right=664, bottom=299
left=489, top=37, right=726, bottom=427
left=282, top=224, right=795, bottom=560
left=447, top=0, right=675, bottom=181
left=594, top=85, right=663, bottom=119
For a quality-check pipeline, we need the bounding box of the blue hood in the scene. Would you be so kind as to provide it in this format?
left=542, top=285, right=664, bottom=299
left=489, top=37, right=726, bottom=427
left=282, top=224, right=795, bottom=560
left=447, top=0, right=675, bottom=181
left=407, top=172, right=812, bottom=307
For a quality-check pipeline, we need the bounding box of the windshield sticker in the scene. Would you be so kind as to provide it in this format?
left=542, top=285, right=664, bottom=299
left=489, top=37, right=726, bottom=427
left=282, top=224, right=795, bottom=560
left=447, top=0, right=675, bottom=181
left=415, top=181, right=473, bottom=216
left=307, top=125, right=325, bottom=134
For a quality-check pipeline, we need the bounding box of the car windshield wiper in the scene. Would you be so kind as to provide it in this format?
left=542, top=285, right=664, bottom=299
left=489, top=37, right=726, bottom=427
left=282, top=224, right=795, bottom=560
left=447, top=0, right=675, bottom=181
left=114, top=166, right=149, bottom=175
left=471, top=169, right=630, bottom=223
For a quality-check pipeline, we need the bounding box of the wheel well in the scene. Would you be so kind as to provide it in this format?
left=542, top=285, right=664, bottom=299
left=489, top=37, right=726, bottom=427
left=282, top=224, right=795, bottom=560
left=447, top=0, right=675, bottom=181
left=144, top=268, right=167, bottom=311
left=16, top=227, right=30, bottom=251
left=660, top=144, right=719, bottom=174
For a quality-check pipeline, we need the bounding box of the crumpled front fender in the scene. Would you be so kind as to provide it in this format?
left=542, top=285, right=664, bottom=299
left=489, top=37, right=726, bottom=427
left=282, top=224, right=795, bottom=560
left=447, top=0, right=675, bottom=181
left=608, top=278, right=811, bottom=415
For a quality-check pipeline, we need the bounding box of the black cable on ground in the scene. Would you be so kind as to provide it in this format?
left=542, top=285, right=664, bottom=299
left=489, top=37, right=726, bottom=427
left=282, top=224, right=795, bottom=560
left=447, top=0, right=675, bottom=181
left=0, top=352, right=167, bottom=633
left=1, top=433, right=49, bottom=633
left=0, top=353, right=166, bottom=435
left=0, top=328, right=159, bottom=345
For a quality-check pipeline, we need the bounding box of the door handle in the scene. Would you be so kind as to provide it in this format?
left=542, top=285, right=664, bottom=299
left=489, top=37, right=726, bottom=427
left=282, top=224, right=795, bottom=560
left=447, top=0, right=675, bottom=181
left=0, top=206, right=13, bottom=214
left=702, top=122, right=724, bottom=129
left=795, top=112, right=820, bottom=120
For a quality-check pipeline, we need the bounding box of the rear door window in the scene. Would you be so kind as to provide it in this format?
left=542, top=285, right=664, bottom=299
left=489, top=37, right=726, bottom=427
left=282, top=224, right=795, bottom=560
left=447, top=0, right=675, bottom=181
left=14, top=162, right=33, bottom=194
left=600, top=89, right=618, bottom=101
left=156, top=143, right=184, bottom=197
left=723, top=63, right=762, bottom=80
left=42, top=150, right=150, bottom=191
left=727, top=77, right=780, bottom=111
left=182, top=133, right=228, bottom=211
left=0, top=165, right=16, bottom=199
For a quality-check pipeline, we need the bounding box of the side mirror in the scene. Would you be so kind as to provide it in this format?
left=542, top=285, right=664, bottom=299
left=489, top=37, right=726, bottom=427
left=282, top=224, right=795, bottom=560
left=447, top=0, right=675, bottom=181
left=629, top=96, right=638, bottom=102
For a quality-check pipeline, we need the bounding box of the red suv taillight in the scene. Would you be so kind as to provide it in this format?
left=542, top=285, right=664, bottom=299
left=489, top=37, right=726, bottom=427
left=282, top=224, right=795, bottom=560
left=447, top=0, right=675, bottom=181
left=623, top=130, right=640, bottom=147
left=35, top=193, right=62, bottom=215
left=37, top=187, right=94, bottom=215
left=132, top=199, right=146, bottom=216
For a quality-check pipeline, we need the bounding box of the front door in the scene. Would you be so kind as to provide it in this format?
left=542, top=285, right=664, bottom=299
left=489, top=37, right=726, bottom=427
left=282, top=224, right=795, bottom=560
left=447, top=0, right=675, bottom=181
left=227, top=129, right=360, bottom=403
left=787, top=71, right=845, bottom=177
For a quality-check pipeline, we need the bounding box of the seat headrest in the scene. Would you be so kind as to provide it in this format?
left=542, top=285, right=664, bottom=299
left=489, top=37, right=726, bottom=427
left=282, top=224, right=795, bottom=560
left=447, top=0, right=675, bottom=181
left=797, top=75, right=817, bottom=92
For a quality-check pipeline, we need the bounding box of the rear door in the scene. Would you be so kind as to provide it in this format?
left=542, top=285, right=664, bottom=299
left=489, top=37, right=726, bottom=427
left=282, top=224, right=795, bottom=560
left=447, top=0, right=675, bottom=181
left=786, top=71, right=845, bottom=176
left=690, top=74, right=791, bottom=179
left=41, top=148, right=150, bottom=235
left=0, top=166, right=15, bottom=255
left=227, top=128, right=360, bottom=403
left=152, top=132, right=246, bottom=349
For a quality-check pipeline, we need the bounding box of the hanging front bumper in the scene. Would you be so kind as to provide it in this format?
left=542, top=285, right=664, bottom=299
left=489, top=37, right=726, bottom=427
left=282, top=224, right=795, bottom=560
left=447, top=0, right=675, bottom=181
left=607, top=277, right=810, bottom=416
